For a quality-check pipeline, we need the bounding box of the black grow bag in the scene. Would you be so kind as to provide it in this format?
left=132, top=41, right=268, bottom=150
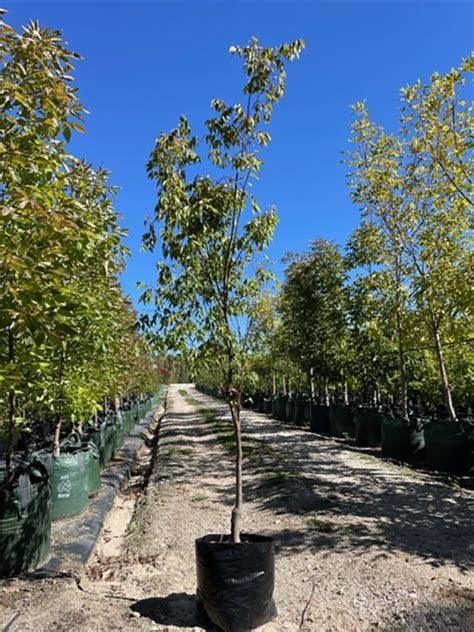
left=329, top=405, right=355, bottom=438
left=196, top=533, right=277, bottom=632
left=425, top=420, right=473, bottom=474
left=276, top=395, right=288, bottom=421
left=285, top=399, right=295, bottom=424
left=354, top=408, right=383, bottom=447
left=293, top=398, right=306, bottom=427
left=310, top=404, right=331, bottom=434
left=381, top=416, right=425, bottom=460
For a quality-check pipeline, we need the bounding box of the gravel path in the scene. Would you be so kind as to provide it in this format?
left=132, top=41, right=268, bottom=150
left=1, top=384, right=473, bottom=631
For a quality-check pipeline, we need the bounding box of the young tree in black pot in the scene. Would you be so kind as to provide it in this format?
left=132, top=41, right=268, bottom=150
left=141, top=37, right=304, bottom=631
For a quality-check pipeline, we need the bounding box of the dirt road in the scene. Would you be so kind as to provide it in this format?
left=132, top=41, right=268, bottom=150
left=1, top=384, right=472, bottom=631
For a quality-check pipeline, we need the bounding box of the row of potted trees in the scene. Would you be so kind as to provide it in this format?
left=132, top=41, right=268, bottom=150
left=0, top=388, right=165, bottom=578
left=246, top=393, right=473, bottom=476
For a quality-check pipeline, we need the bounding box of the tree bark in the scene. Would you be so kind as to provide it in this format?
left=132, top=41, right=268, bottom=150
left=395, top=263, right=408, bottom=418
left=431, top=317, right=457, bottom=421
left=53, top=348, right=65, bottom=457
left=6, top=328, right=16, bottom=481
left=310, top=367, right=315, bottom=401
left=229, top=393, right=243, bottom=542
left=343, top=380, right=349, bottom=405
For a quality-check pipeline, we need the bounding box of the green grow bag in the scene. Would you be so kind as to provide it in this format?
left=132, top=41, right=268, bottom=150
left=329, top=405, right=355, bottom=438
left=88, top=427, right=103, bottom=452
left=355, top=408, right=383, bottom=447
left=51, top=451, right=88, bottom=521
left=425, top=421, right=472, bottom=474
left=381, top=416, right=425, bottom=460
left=0, top=463, right=51, bottom=578
left=114, top=415, right=125, bottom=449
left=122, top=410, right=132, bottom=434
left=310, top=404, right=330, bottom=434
left=85, top=444, right=101, bottom=496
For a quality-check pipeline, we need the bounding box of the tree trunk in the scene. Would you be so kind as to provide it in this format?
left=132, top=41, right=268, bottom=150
left=6, top=328, right=16, bottom=481
left=431, top=317, right=457, bottom=421
left=395, top=303, right=408, bottom=418
left=53, top=418, right=61, bottom=458
left=272, top=370, right=276, bottom=396
left=229, top=393, right=243, bottom=543
left=53, top=347, right=66, bottom=457
left=324, top=378, right=330, bottom=406
left=310, top=367, right=315, bottom=401
left=282, top=375, right=287, bottom=395
left=374, top=385, right=380, bottom=407
left=343, top=380, right=349, bottom=406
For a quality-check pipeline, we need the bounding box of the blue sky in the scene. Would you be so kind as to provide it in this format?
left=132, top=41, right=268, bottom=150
left=7, top=1, right=474, bottom=306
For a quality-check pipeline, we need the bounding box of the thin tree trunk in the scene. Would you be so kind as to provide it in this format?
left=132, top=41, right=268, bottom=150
left=282, top=375, right=287, bottom=395
left=53, top=348, right=65, bottom=458
left=229, top=393, right=243, bottom=543
left=310, top=367, right=315, bottom=401
left=343, top=380, right=349, bottom=406
left=374, top=385, right=379, bottom=407
left=431, top=317, right=457, bottom=421
left=272, top=370, right=276, bottom=396
left=395, top=293, right=408, bottom=417
left=6, top=328, right=16, bottom=481
left=53, top=418, right=62, bottom=458
left=324, top=378, right=330, bottom=406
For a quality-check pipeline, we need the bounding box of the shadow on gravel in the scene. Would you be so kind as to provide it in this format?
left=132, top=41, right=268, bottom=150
left=155, top=409, right=235, bottom=503
left=379, top=587, right=474, bottom=631
left=130, top=593, right=217, bottom=630
left=192, top=396, right=474, bottom=573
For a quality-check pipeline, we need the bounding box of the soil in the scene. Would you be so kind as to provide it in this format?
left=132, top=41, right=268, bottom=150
left=0, top=384, right=473, bottom=631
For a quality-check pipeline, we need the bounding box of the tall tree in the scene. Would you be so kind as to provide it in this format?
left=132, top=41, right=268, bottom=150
left=142, top=37, right=304, bottom=541
left=347, top=53, right=473, bottom=420
left=280, top=239, right=348, bottom=403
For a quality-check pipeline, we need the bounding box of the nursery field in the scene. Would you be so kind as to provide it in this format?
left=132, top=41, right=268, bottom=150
left=1, top=384, right=472, bottom=632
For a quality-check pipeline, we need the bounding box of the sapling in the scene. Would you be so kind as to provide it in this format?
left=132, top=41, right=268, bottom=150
left=142, top=37, right=304, bottom=541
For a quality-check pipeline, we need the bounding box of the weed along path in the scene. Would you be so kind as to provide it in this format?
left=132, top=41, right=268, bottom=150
left=1, top=384, right=473, bottom=631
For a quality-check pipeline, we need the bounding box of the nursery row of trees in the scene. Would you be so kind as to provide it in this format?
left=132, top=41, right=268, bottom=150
left=0, top=15, right=160, bottom=475
left=193, top=53, right=473, bottom=422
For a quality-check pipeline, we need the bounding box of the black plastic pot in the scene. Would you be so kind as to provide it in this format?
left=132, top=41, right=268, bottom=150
left=425, top=420, right=473, bottom=474
left=381, top=416, right=425, bottom=460
left=329, top=405, right=355, bottom=438
left=310, top=404, right=331, bottom=434
left=354, top=408, right=383, bottom=447
left=196, top=533, right=277, bottom=632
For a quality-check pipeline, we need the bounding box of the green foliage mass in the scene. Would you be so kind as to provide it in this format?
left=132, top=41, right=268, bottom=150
left=0, top=14, right=160, bottom=471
